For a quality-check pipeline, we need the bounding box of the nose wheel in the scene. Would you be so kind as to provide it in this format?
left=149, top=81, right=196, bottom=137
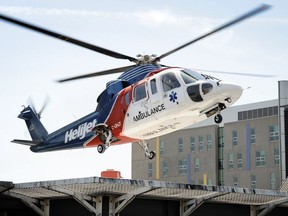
left=214, top=114, right=223, bottom=124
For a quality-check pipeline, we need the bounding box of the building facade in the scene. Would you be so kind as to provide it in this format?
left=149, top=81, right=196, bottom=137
left=132, top=99, right=282, bottom=189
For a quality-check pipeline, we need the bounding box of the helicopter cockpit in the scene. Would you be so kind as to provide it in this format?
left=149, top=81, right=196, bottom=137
left=179, top=69, right=214, bottom=102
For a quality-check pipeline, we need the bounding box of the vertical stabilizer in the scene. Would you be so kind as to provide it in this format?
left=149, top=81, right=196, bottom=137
left=18, top=106, right=48, bottom=141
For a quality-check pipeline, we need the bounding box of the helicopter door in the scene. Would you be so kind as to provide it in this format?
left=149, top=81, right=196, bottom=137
left=161, top=72, right=181, bottom=105
left=130, top=82, right=149, bottom=123
left=148, top=78, right=161, bottom=106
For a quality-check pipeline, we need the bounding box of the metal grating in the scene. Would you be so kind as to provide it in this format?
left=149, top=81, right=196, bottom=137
left=1, top=177, right=287, bottom=207
left=9, top=187, right=67, bottom=199
left=0, top=181, right=14, bottom=194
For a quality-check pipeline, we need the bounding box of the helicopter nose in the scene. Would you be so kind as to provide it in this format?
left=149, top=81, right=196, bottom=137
left=217, top=81, right=243, bottom=104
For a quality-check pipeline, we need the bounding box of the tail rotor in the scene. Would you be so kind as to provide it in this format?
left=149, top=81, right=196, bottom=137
left=27, top=95, right=50, bottom=119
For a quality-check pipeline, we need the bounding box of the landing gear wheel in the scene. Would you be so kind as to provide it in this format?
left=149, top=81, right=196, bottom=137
left=148, top=151, right=156, bottom=160
left=214, top=114, right=223, bottom=124
left=97, top=144, right=105, bottom=154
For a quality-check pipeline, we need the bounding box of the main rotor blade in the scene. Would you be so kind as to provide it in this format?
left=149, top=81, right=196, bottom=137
left=155, top=4, right=271, bottom=62
left=58, top=65, right=135, bottom=82
left=0, top=13, right=137, bottom=62
left=192, top=68, right=275, bottom=77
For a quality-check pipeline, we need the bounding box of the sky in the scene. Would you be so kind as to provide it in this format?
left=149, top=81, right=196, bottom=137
left=0, top=0, right=287, bottom=183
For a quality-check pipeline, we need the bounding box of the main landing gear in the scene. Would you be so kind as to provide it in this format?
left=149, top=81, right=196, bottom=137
left=137, top=140, right=156, bottom=160
left=93, top=124, right=116, bottom=154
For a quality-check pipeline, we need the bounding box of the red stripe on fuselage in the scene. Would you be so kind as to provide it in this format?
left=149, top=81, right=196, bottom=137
left=85, top=85, right=136, bottom=147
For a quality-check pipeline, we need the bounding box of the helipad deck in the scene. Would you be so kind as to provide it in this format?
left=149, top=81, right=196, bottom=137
left=1, top=177, right=288, bottom=216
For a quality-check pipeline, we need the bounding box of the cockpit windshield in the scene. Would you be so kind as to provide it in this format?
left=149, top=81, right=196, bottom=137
left=180, top=69, right=205, bottom=84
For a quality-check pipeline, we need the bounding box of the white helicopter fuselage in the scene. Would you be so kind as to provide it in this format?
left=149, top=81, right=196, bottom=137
left=122, top=68, right=243, bottom=140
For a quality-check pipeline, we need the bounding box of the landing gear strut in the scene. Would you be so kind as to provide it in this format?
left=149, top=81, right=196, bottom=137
left=93, top=123, right=117, bottom=154
left=213, top=103, right=225, bottom=124
left=137, top=140, right=156, bottom=160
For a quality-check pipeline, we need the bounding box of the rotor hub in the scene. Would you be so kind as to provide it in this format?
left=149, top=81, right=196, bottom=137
left=136, top=54, right=158, bottom=65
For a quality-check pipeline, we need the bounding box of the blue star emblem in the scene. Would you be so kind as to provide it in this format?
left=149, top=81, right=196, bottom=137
left=169, top=91, right=178, bottom=104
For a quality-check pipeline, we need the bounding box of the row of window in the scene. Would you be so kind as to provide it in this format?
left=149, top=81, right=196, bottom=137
left=233, top=172, right=277, bottom=189
left=159, top=134, right=213, bottom=156
left=149, top=162, right=277, bottom=189
left=148, top=158, right=201, bottom=178
left=153, top=148, right=280, bottom=178
left=134, top=69, right=203, bottom=103
left=238, top=106, right=278, bottom=121
left=159, top=124, right=279, bottom=157
left=231, top=125, right=279, bottom=147
left=227, top=149, right=280, bottom=170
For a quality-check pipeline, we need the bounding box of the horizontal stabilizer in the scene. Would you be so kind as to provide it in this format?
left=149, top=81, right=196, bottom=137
left=11, top=139, right=43, bottom=146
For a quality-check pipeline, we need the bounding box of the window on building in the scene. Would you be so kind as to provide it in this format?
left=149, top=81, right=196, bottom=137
left=160, top=140, right=164, bottom=156
left=232, top=130, right=238, bottom=146
left=273, top=106, right=278, bottom=115
left=218, top=127, right=224, bottom=147
left=250, top=128, right=256, bottom=144
left=178, top=138, right=183, bottom=153
left=134, top=82, right=147, bottom=102
left=150, top=79, right=157, bottom=94
left=207, top=134, right=212, bottom=150
left=270, top=172, right=276, bottom=190
left=208, top=178, right=212, bottom=186
left=233, top=176, right=239, bottom=187
left=256, top=109, right=262, bottom=118
left=198, top=135, right=204, bottom=151
left=237, top=153, right=243, bottom=169
left=252, top=109, right=257, bottom=118
left=251, top=174, right=256, bottom=188
left=162, top=161, right=168, bottom=177
left=228, top=153, right=234, bottom=170
left=195, top=157, right=200, bottom=173
left=269, top=125, right=279, bottom=142
left=162, top=73, right=181, bottom=92
left=274, top=148, right=280, bottom=165
left=190, top=136, right=195, bottom=151
left=179, top=159, right=187, bottom=175
left=248, top=110, right=252, bottom=119
left=148, top=163, right=153, bottom=178
left=218, top=159, right=224, bottom=170
left=256, top=150, right=266, bottom=167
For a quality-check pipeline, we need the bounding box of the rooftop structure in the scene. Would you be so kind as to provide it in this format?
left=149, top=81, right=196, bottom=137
left=1, top=177, right=288, bottom=216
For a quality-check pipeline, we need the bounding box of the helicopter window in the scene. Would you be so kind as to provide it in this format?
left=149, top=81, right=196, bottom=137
left=180, top=70, right=199, bottom=84
left=187, top=84, right=203, bottom=102
left=202, top=83, right=213, bottom=95
left=162, top=73, right=181, bottom=92
left=182, top=69, right=205, bottom=81
left=150, top=79, right=157, bottom=94
left=125, top=91, right=131, bottom=105
left=134, top=83, right=147, bottom=102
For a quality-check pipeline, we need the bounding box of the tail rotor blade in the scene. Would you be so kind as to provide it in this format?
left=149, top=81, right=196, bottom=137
left=38, top=96, right=51, bottom=117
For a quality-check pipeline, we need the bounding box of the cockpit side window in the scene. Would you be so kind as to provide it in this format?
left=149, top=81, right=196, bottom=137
left=162, top=73, right=181, bottom=92
left=134, top=82, right=147, bottom=102
left=180, top=70, right=198, bottom=84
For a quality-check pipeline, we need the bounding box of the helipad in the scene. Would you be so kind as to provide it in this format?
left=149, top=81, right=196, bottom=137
left=1, top=177, right=288, bottom=216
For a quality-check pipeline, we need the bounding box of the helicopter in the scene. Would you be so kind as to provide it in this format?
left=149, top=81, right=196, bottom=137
left=0, top=4, right=270, bottom=159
